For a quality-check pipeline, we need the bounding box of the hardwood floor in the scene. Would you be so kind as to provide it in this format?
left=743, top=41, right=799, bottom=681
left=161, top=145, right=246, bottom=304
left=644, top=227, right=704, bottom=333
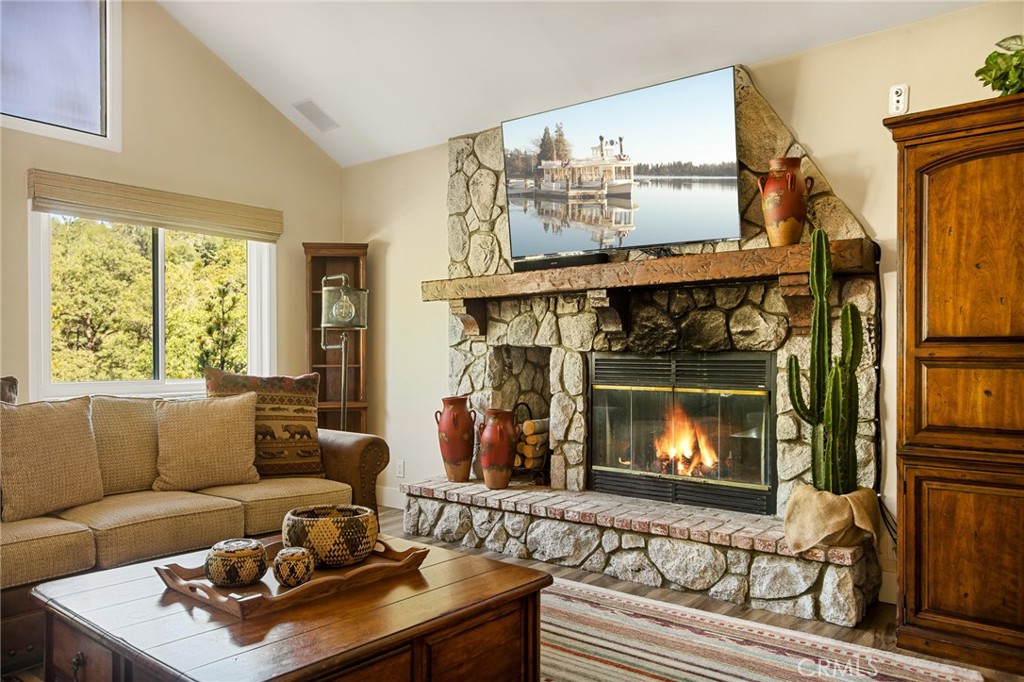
left=380, top=506, right=1023, bottom=682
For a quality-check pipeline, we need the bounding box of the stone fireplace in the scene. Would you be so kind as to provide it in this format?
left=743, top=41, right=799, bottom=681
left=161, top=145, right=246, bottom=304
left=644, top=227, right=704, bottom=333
left=405, top=66, right=883, bottom=626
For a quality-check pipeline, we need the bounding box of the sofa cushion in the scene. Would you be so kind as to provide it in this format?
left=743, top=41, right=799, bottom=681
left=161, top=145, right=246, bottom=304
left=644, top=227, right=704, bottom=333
left=204, top=368, right=324, bottom=477
left=0, top=517, right=96, bottom=588
left=58, top=490, right=244, bottom=568
left=92, top=396, right=160, bottom=495
left=153, top=392, right=259, bottom=491
left=0, top=397, right=104, bottom=522
left=200, top=478, right=353, bottom=535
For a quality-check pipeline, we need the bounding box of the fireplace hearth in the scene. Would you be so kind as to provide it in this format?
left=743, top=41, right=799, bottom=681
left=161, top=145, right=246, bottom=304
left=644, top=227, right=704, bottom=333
left=588, top=351, right=776, bottom=514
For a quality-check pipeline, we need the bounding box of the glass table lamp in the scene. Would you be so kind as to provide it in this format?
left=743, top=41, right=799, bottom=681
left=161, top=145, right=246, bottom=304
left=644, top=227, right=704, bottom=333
left=320, top=274, right=367, bottom=431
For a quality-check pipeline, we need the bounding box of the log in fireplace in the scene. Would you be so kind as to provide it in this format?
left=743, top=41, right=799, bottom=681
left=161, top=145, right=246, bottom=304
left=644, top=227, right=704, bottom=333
left=588, top=351, right=776, bottom=514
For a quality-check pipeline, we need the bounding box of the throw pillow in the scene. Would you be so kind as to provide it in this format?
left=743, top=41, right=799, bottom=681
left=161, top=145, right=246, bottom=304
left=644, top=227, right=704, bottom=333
left=0, top=376, right=17, bottom=404
left=153, top=392, right=259, bottom=491
left=0, top=396, right=104, bottom=522
left=91, top=396, right=160, bottom=495
left=204, top=368, right=324, bottom=477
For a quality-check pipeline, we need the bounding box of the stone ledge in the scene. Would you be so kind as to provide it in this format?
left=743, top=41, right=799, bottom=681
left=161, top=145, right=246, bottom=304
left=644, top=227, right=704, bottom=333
left=402, top=479, right=882, bottom=626
left=400, top=477, right=866, bottom=566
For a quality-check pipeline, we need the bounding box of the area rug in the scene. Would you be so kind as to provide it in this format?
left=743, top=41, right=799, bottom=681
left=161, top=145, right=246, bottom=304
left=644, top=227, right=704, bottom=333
left=540, top=579, right=984, bottom=682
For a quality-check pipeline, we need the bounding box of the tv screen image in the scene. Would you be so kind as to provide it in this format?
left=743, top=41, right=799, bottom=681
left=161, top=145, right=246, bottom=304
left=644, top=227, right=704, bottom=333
left=501, top=66, right=740, bottom=263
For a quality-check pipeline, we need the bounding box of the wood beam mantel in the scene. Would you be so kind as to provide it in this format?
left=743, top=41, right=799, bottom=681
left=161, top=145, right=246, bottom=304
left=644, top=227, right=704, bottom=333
left=422, top=239, right=879, bottom=337
left=423, top=239, right=877, bottom=301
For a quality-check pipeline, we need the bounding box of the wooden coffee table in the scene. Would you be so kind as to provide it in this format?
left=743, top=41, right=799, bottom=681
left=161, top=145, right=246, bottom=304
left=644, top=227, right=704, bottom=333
left=31, top=535, right=552, bottom=681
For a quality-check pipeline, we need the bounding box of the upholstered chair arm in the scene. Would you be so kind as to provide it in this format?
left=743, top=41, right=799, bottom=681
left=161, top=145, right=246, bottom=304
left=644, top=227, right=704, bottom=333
left=318, top=429, right=389, bottom=512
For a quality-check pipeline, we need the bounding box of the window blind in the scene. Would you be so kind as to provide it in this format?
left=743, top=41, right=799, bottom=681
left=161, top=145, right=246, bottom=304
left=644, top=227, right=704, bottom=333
left=28, top=169, right=283, bottom=243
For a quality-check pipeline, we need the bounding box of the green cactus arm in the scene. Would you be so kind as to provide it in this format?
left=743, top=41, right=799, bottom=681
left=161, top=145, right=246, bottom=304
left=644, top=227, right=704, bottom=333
left=833, top=364, right=854, bottom=495
left=811, top=422, right=825, bottom=491
left=840, top=303, right=864, bottom=369
left=823, top=362, right=845, bottom=494
left=787, top=355, right=816, bottom=424
left=808, top=295, right=830, bottom=421
left=844, top=367, right=860, bottom=493
left=809, top=228, right=833, bottom=300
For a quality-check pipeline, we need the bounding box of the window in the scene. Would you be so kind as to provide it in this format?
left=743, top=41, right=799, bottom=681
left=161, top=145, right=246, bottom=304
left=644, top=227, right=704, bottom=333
left=1, top=0, right=121, bottom=150
left=29, top=171, right=280, bottom=399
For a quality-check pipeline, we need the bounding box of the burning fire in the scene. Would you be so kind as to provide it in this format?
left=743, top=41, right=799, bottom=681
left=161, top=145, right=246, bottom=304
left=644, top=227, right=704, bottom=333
left=654, top=404, right=718, bottom=476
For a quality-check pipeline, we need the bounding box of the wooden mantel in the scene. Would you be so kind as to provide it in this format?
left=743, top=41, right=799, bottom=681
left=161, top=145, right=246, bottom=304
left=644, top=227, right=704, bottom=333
left=422, top=239, right=879, bottom=336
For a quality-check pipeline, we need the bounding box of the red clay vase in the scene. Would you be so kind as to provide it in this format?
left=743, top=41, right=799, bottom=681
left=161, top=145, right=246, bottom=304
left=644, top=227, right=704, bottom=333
left=435, top=396, right=476, bottom=482
left=478, top=408, right=518, bottom=489
left=758, top=157, right=814, bottom=247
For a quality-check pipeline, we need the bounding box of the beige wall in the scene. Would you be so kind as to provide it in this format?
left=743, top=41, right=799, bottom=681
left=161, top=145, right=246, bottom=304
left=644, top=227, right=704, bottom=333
left=341, top=1, right=1022, bottom=604
left=340, top=144, right=451, bottom=501
left=0, top=0, right=345, bottom=392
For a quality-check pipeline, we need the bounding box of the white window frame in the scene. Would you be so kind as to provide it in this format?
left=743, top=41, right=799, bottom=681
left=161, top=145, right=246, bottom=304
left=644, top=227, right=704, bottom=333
left=28, top=210, right=276, bottom=400
left=1, top=0, right=122, bottom=152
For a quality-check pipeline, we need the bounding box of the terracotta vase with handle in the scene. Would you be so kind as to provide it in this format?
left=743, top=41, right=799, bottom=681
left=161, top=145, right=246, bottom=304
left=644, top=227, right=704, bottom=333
left=758, top=157, right=815, bottom=247
left=477, top=408, right=518, bottom=490
left=435, top=396, right=476, bottom=482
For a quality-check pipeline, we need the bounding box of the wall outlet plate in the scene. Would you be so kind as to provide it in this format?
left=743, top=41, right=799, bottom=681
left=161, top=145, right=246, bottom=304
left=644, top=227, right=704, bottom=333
left=889, top=84, right=910, bottom=115
left=395, top=460, right=405, bottom=478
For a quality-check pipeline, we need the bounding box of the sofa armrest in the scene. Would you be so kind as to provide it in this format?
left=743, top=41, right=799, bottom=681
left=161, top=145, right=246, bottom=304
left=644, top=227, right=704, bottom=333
left=318, top=429, right=389, bottom=513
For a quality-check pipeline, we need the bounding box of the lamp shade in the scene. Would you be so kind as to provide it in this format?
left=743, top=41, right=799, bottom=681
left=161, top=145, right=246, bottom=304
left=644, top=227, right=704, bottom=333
left=321, top=274, right=367, bottom=330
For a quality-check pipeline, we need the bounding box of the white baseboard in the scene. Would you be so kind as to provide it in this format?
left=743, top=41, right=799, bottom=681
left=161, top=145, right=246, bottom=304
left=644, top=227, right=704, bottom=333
left=378, top=485, right=407, bottom=511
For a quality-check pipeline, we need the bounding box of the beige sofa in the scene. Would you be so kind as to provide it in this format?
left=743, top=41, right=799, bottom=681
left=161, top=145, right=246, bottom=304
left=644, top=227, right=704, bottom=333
left=0, top=393, right=389, bottom=672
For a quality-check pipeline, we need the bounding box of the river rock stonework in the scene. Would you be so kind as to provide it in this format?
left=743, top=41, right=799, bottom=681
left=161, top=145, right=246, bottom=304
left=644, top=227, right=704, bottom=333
left=403, top=482, right=881, bottom=626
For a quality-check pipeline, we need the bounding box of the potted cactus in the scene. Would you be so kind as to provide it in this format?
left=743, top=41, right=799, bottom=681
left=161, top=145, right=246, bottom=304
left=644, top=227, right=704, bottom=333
left=783, top=228, right=880, bottom=553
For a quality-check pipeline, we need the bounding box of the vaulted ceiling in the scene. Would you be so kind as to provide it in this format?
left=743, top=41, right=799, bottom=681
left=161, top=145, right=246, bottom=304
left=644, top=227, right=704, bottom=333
left=160, top=1, right=980, bottom=168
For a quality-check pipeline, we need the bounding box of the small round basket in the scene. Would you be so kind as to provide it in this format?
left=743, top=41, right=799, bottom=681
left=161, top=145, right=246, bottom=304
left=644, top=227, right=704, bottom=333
left=204, top=538, right=268, bottom=587
left=282, top=504, right=379, bottom=568
left=273, top=546, right=316, bottom=587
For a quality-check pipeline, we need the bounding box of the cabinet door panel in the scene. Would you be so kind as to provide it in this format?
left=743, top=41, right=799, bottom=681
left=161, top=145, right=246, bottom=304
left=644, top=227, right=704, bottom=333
left=922, top=150, right=1024, bottom=340
left=903, top=462, right=1024, bottom=646
left=921, top=361, right=1024, bottom=435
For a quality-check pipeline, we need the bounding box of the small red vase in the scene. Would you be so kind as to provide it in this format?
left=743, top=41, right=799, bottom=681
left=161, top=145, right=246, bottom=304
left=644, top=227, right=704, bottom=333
left=477, top=408, right=518, bottom=490
left=758, top=157, right=814, bottom=247
left=435, top=396, right=476, bottom=482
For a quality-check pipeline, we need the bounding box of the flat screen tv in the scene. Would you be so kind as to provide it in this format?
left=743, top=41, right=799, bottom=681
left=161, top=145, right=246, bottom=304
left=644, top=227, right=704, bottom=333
left=501, top=66, right=740, bottom=269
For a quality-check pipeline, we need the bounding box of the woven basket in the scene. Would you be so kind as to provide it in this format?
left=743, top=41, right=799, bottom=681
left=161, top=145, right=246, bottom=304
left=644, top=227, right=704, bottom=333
left=282, top=504, right=378, bottom=567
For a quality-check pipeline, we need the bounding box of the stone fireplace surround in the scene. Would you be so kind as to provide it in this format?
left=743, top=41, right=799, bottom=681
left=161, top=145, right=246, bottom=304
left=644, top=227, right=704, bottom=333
left=406, top=66, right=883, bottom=626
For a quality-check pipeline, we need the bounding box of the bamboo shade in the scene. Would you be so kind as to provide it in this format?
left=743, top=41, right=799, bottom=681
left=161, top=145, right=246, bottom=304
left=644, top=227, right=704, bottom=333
left=28, top=169, right=283, bottom=243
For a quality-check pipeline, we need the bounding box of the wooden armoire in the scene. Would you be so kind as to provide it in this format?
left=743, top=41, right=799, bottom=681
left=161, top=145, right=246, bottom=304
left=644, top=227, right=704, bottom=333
left=885, top=95, right=1024, bottom=674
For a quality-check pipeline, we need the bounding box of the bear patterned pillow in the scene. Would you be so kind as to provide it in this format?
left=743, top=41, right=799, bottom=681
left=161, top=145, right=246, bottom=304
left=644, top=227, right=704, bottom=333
left=204, top=368, right=324, bottom=477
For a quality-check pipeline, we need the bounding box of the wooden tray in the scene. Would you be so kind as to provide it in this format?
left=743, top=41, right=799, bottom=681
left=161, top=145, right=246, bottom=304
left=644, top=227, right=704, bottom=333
left=154, top=539, right=429, bottom=619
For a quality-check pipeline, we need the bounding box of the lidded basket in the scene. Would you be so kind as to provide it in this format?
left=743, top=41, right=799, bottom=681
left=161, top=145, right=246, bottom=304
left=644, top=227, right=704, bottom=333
left=204, top=538, right=268, bottom=587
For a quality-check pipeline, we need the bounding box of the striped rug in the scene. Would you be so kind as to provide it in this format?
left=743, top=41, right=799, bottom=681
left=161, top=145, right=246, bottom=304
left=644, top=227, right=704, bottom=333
left=540, top=579, right=984, bottom=682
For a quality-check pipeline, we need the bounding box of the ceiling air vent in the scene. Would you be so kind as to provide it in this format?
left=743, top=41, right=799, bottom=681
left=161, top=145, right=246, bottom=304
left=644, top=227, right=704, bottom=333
left=293, top=99, right=339, bottom=133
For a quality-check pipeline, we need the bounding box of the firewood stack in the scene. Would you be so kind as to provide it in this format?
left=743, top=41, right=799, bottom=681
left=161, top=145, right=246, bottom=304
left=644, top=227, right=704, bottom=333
left=514, top=418, right=549, bottom=470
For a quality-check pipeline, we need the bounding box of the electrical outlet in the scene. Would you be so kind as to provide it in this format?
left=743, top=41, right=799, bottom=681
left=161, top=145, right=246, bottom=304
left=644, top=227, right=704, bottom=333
left=888, top=83, right=910, bottom=115
left=395, top=459, right=405, bottom=478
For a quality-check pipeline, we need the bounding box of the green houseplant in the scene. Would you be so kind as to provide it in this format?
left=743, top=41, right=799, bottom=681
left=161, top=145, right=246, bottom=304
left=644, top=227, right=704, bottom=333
left=782, top=228, right=879, bottom=553
left=975, top=35, right=1024, bottom=96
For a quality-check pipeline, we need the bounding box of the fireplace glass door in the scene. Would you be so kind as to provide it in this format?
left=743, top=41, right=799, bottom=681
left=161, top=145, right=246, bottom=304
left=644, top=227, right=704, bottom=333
left=588, top=352, right=776, bottom=513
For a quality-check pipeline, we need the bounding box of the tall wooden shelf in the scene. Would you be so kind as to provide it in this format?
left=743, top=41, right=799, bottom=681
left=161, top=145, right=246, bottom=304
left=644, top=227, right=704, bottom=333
left=304, top=243, right=368, bottom=433
left=885, top=94, right=1024, bottom=675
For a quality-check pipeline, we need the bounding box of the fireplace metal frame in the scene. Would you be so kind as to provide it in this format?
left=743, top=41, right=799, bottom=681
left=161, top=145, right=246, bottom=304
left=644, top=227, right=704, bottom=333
left=586, top=351, right=777, bottom=515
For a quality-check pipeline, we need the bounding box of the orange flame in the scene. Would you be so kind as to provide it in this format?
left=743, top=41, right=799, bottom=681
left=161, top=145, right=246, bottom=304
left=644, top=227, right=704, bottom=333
left=654, top=404, right=718, bottom=476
